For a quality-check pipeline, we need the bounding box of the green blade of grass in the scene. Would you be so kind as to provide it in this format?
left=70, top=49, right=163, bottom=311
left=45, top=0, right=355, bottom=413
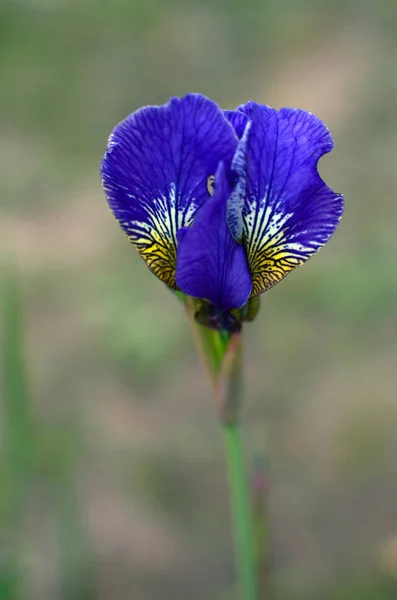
left=1, top=267, right=34, bottom=599
left=2, top=267, right=98, bottom=599
left=2, top=268, right=34, bottom=500
left=51, top=420, right=98, bottom=600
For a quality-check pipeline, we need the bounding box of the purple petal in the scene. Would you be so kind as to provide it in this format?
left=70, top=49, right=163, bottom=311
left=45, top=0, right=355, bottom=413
left=224, top=109, right=250, bottom=139
left=226, top=121, right=251, bottom=241
left=236, top=102, right=344, bottom=296
left=101, top=94, right=238, bottom=288
left=175, top=162, right=252, bottom=310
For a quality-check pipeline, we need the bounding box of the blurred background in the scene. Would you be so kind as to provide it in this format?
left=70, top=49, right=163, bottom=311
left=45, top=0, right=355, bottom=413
left=1, top=1, right=397, bottom=598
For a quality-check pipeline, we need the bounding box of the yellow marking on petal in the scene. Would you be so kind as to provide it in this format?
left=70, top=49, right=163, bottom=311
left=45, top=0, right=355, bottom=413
left=249, top=247, right=306, bottom=296
left=244, top=200, right=310, bottom=297
left=118, top=186, right=201, bottom=288
left=123, top=190, right=180, bottom=288
left=207, top=175, right=215, bottom=196
left=130, top=229, right=177, bottom=288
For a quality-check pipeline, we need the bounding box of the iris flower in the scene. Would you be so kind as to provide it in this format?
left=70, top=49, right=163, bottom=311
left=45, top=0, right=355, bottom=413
left=101, top=94, right=343, bottom=331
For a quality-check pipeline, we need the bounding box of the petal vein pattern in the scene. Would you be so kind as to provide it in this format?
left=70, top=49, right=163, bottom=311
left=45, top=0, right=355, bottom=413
left=101, top=94, right=238, bottom=289
left=244, top=201, right=307, bottom=294
left=227, top=121, right=251, bottom=242
left=122, top=184, right=189, bottom=286
left=236, top=103, right=344, bottom=297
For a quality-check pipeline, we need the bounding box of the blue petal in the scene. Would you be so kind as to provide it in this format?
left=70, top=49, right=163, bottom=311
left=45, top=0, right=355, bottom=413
left=175, top=162, right=252, bottom=310
left=101, top=94, right=238, bottom=288
left=226, top=120, right=251, bottom=242
left=236, top=103, right=344, bottom=296
left=224, top=110, right=250, bottom=138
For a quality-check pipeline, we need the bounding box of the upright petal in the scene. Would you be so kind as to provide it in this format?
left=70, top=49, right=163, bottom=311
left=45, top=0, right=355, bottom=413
left=101, top=94, right=238, bottom=288
left=224, top=109, right=250, bottom=139
left=175, top=162, right=252, bottom=311
left=226, top=120, right=251, bottom=242
left=236, top=103, right=344, bottom=296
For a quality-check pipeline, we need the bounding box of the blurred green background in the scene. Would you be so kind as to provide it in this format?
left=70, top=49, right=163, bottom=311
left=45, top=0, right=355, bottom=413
left=1, top=1, right=397, bottom=598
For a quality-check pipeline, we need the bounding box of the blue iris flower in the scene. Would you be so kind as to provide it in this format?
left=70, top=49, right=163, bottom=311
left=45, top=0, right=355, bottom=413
left=101, top=94, right=343, bottom=330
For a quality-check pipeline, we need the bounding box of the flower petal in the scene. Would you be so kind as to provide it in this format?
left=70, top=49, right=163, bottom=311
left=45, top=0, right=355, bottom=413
left=101, top=94, right=238, bottom=288
left=175, top=162, right=252, bottom=310
left=224, top=109, right=250, bottom=138
left=226, top=120, right=251, bottom=241
left=236, top=103, right=344, bottom=296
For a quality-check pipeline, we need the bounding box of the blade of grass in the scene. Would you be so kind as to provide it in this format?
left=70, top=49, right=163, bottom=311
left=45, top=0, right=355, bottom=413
left=1, top=267, right=34, bottom=599
left=2, top=268, right=98, bottom=599
left=2, top=268, right=34, bottom=504
left=50, top=415, right=98, bottom=599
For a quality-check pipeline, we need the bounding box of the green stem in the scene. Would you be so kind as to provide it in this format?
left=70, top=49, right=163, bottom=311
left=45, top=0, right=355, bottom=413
left=223, top=423, right=257, bottom=600
left=185, top=303, right=257, bottom=599
left=185, top=297, right=229, bottom=382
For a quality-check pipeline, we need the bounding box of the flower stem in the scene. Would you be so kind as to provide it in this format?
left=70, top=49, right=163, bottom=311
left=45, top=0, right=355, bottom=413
left=185, top=303, right=257, bottom=599
left=214, top=331, right=257, bottom=598
left=223, top=422, right=257, bottom=600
